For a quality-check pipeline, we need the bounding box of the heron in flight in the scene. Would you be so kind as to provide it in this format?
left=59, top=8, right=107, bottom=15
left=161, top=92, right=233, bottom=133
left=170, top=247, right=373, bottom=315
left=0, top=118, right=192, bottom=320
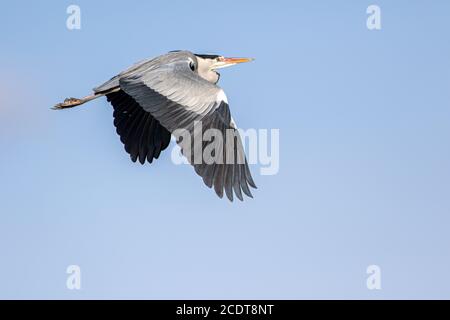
left=54, top=50, right=256, bottom=201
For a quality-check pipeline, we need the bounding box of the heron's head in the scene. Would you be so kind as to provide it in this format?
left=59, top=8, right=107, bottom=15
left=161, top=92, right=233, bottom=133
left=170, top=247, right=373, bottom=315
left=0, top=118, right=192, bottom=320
left=193, top=54, right=254, bottom=84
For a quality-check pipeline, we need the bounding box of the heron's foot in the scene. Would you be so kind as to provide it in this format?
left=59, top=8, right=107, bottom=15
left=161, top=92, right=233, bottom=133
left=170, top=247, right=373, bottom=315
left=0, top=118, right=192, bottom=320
left=52, top=97, right=83, bottom=110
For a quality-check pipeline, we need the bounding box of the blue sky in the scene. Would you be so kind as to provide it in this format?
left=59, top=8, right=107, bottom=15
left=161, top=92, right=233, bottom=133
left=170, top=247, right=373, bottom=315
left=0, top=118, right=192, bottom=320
left=0, top=0, right=449, bottom=299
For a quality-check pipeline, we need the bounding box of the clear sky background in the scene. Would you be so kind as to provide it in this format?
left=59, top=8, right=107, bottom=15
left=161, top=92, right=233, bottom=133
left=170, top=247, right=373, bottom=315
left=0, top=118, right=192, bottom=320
left=0, top=0, right=449, bottom=299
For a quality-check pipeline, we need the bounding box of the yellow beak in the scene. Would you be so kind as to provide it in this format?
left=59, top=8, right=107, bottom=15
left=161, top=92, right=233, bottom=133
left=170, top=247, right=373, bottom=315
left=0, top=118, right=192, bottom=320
left=210, top=57, right=254, bottom=70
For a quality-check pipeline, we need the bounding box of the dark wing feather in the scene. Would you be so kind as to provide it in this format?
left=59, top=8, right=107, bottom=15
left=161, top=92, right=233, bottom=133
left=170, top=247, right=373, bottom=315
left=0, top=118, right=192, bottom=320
left=187, top=102, right=256, bottom=201
left=106, top=90, right=171, bottom=164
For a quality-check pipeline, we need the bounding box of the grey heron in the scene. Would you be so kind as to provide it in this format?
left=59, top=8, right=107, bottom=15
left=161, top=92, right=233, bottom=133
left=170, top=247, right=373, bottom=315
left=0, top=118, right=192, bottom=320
left=54, top=50, right=256, bottom=201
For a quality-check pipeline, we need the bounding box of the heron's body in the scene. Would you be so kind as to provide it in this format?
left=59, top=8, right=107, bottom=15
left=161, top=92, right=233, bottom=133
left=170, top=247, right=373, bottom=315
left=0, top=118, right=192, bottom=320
left=54, top=51, right=256, bottom=201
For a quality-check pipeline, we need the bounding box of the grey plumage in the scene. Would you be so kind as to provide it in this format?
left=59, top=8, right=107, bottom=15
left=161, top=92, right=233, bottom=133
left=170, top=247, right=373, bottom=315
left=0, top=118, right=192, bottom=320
left=56, top=50, right=256, bottom=201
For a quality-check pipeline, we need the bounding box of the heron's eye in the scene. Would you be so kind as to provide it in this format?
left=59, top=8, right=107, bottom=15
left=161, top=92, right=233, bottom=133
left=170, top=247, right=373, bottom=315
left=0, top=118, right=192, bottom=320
left=189, top=61, right=196, bottom=71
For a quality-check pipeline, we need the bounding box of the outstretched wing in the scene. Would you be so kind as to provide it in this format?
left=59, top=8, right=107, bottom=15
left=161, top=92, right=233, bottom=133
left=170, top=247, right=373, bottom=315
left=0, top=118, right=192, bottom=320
left=106, top=90, right=171, bottom=164
left=118, top=51, right=256, bottom=201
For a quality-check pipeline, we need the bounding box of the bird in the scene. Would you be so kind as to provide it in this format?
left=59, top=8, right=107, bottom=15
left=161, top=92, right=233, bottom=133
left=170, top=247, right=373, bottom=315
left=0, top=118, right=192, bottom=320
left=53, top=50, right=257, bottom=201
